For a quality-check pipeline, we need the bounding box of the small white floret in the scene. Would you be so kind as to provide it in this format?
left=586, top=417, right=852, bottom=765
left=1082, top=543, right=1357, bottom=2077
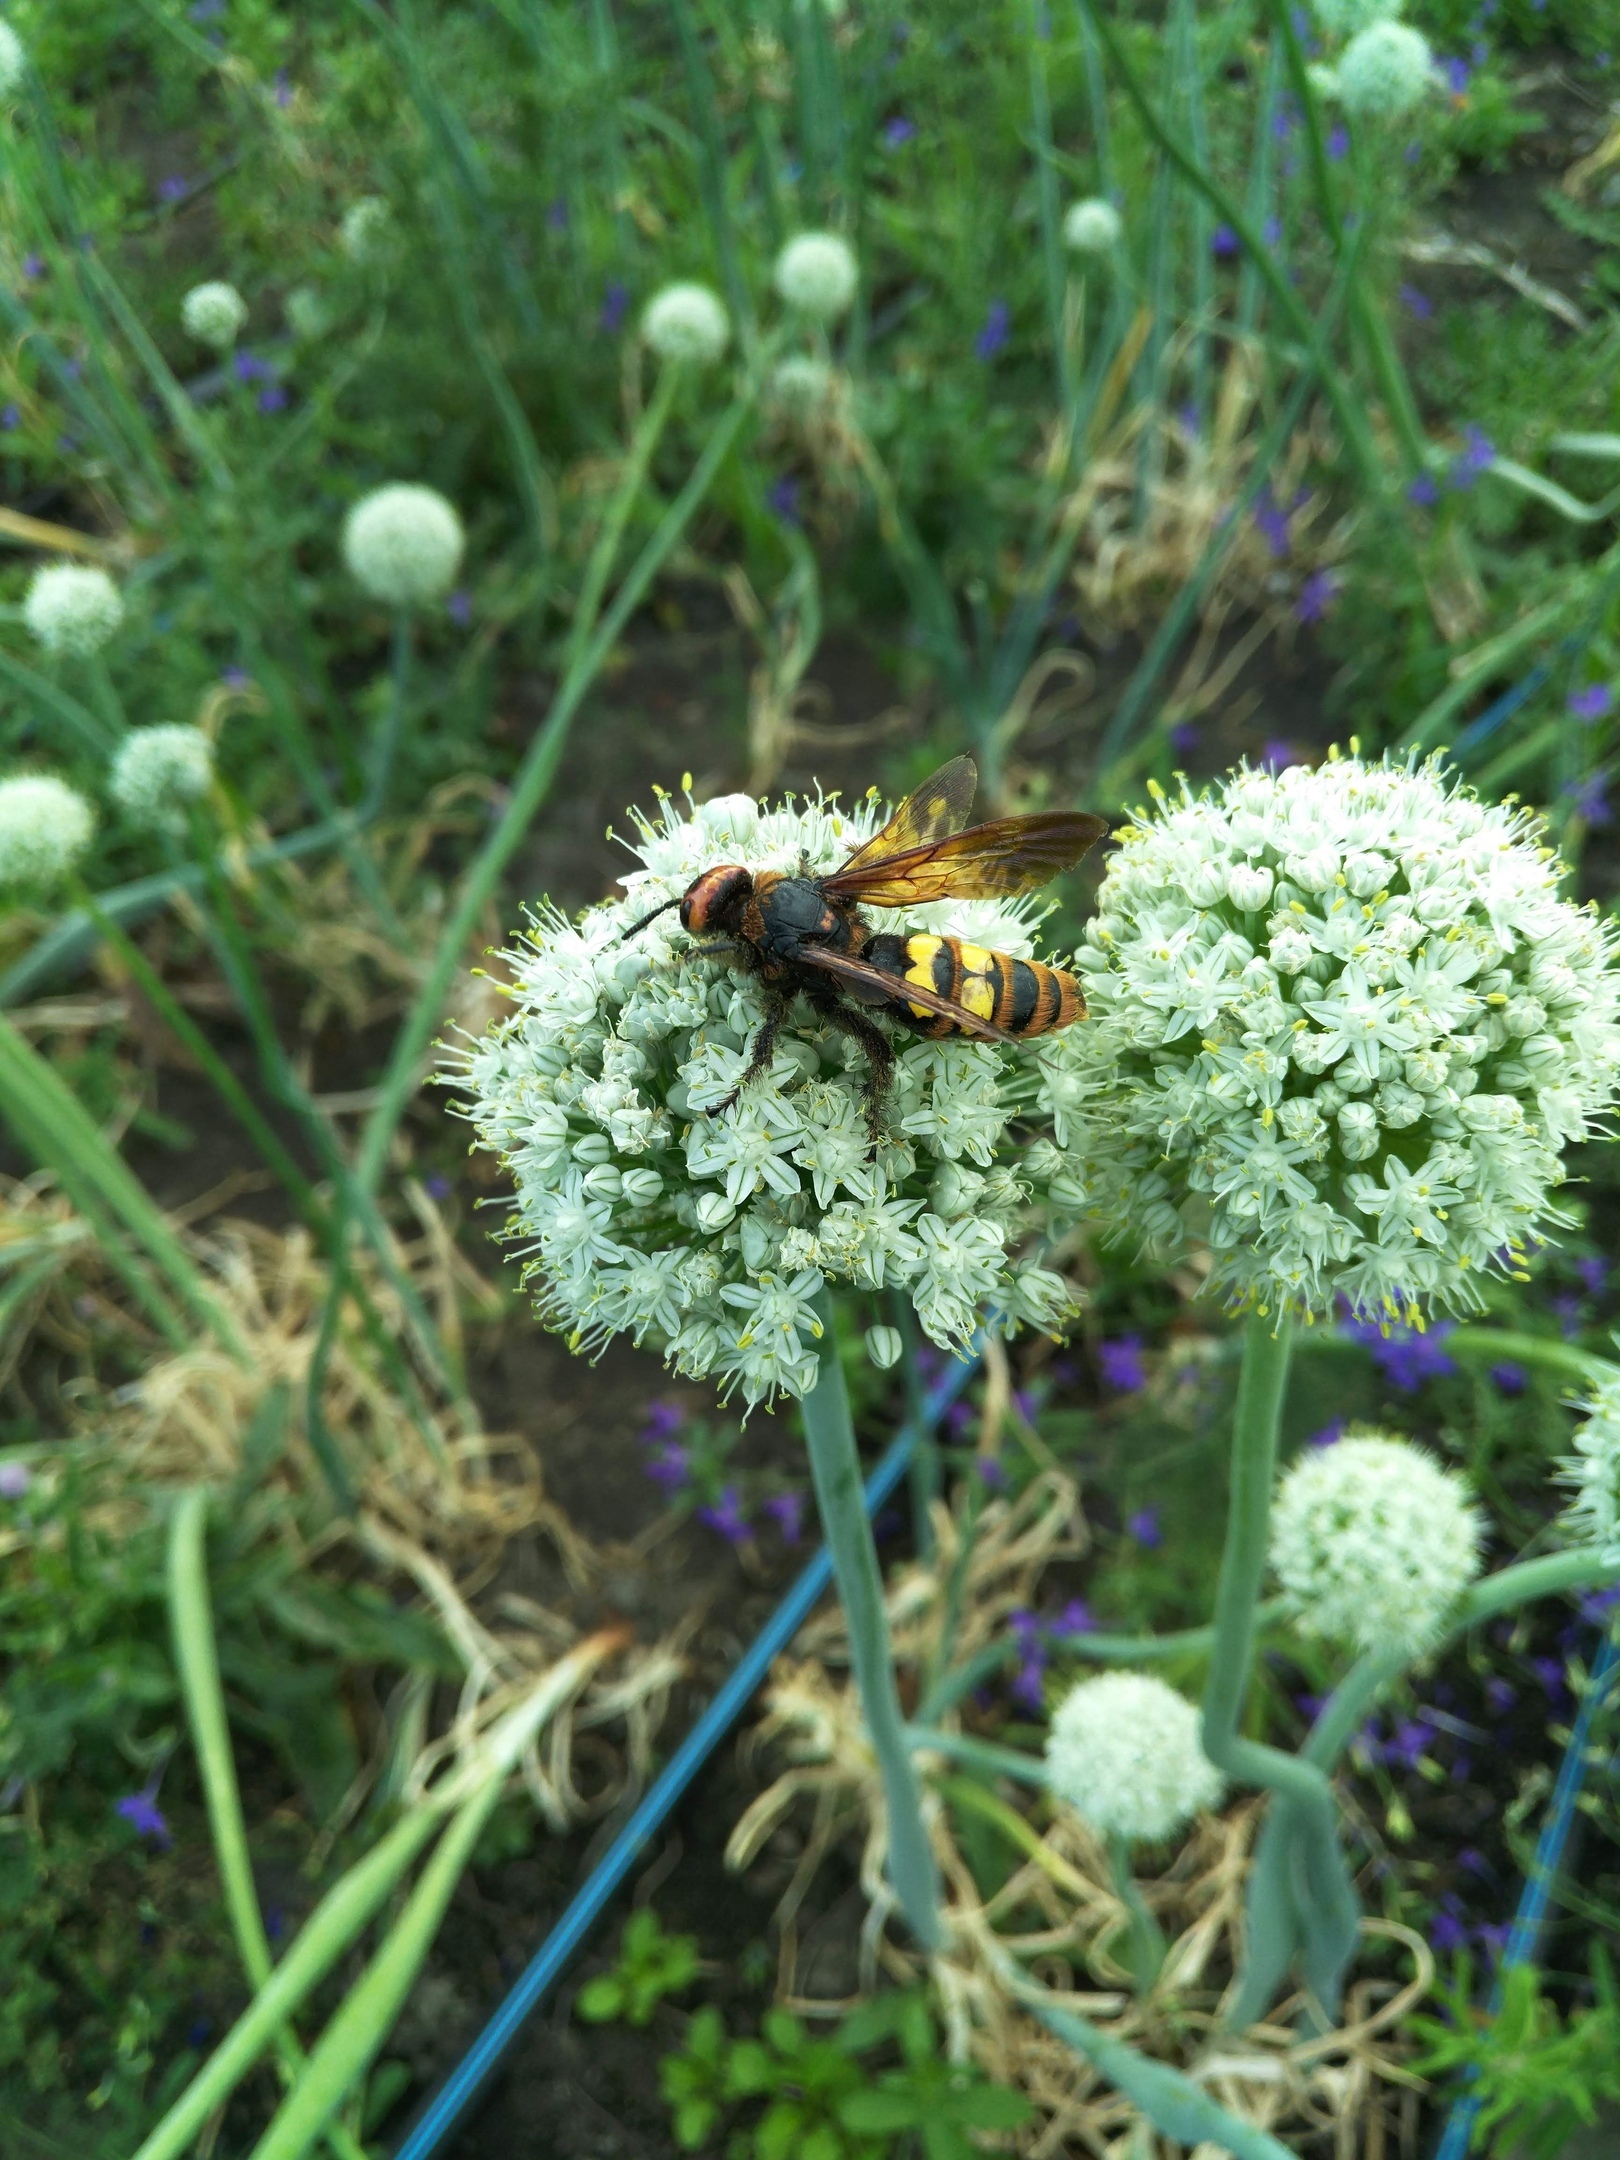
left=0, top=774, right=93, bottom=890
left=642, top=282, right=730, bottom=366
left=774, top=232, right=859, bottom=322
left=1063, top=198, right=1123, bottom=254
left=864, top=1325, right=904, bottom=1370
left=340, top=197, right=391, bottom=265
left=1270, top=1431, right=1484, bottom=1654
left=1046, top=1672, right=1223, bottom=1845
left=24, top=564, right=125, bottom=658
left=110, top=724, right=214, bottom=832
left=1558, top=1372, right=1620, bottom=1565
left=181, top=280, right=248, bottom=350
left=1335, top=22, right=1434, bottom=119
left=342, top=484, right=465, bottom=606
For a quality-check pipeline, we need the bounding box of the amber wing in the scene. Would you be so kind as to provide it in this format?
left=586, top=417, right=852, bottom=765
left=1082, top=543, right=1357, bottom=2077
left=836, top=755, right=980, bottom=875
left=794, top=944, right=1020, bottom=1044
left=822, top=810, right=1109, bottom=908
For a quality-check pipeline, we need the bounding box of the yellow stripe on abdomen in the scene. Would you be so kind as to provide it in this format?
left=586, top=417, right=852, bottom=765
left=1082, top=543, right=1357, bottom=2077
left=903, top=935, right=944, bottom=1020
left=955, top=942, right=998, bottom=1021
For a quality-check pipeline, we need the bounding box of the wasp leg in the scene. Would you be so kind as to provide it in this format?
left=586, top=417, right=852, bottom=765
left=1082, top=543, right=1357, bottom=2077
left=806, top=985, right=895, bottom=1139
left=705, top=996, right=790, bottom=1118
left=680, top=940, right=748, bottom=966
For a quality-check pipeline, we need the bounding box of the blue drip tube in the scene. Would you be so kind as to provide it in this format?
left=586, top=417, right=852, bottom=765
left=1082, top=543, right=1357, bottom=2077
left=1434, top=1622, right=1620, bottom=2159
left=390, top=1353, right=979, bottom=2160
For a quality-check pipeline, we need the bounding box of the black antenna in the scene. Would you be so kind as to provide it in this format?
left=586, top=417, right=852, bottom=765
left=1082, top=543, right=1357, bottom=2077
left=619, top=895, right=680, bottom=943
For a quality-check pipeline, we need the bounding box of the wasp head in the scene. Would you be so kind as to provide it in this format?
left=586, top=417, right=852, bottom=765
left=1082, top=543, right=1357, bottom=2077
left=681, top=864, right=754, bottom=935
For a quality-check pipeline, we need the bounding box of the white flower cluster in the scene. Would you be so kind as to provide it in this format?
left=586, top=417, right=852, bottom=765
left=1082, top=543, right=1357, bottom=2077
left=1063, top=198, right=1123, bottom=255
left=1333, top=21, right=1433, bottom=118
left=110, top=724, right=214, bottom=831
left=642, top=283, right=730, bottom=367
left=24, top=563, right=125, bottom=658
left=1559, top=1372, right=1620, bottom=1566
left=181, top=280, right=247, bottom=350
left=1037, top=753, right=1620, bottom=1326
left=1270, top=1431, right=1483, bottom=1655
left=774, top=232, right=858, bottom=323
left=0, top=773, right=93, bottom=890
left=342, top=484, right=464, bottom=606
left=1045, top=1672, right=1223, bottom=1845
left=340, top=196, right=391, bottom=265
left=453, top=786, right=1080, bottom=1405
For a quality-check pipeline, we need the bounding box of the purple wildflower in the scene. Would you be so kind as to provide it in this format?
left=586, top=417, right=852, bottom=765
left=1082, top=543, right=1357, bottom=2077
left=975, top=1453, right=1008, bottom=1489
left=1253, top=486, right=1292, bottom=557
left=766, top=474, right=802, bottom=527
left=1327, top=125, right=1349, bottom=160
left=975, top=300, right=1011, bottom=361
left=764, top=1490, right=805, bottom=1545
left=641, top=1398, right=685, bottom=1442
left=546, top=198, right=569, bottom=232
left=1579, top=1584, right=1620, bottom=1625
left=446, top=589, right=473, bottom=627
left=1408, top=471, right=1440, bottom=507
left=0, top=1462, right=31, bottom=1499
left=158, top=175, right=190, bottom=205
left=1398, top=284, right=1433, bottom=320
left=1489, top=1361, right=1526, bottom=1395
left=1342, top=1316, right=1458, bottom=1391
left=600, top=280, right=630, bottom=334
left=1568, top=683, right=1614, bottom=722
left=1051, top=1598, right=1095, bottom=1637
left=1476, top=1922, right=1513, bottom=1958
left=1458, top=1847, right=1490, bottom=1878
left=1261, top=740, right=1297, bottom=773
left=234, top=351, right=273, bottom=382
left=116, top=1782, right=171, bottom=1846
left=1126, top=1506, right=1162, bottom=1549
left=1484, top=1676, right=1517, bottom=1717
left=220, top=665, right=252, bottom=689
left=1012, top=1387, right=1037, bottom=1423
left=1385, top=1717, right=1436, bottom=1771
left=423, top=1172, right=452, bottom=1201
left=1307, top=1419, right=1346, bottom=1449
left=1529, top=1654, right=1567, bottom=1696
left=1577, top=1256, right=1608, bottom=1294
left=21, top=253, right=44, bottom=281
left=1211, top=224, right=1241, bottom=258
left=1437, top=54, right=1472, bottom=95
left=1295, top=569, right=1341, bottom=623
left=882, top=116, right=917, bottom=149
left=1430, top=1904, right=1469, bottom=1955
left=1550, top=1290, right=1585, bottom=1336
left=273, top=68, right=293, bottom=107
left=1449, top=426, right=1495, bottom=489
left=695, top=1485, right=750, bottom=1547
left=1008, top=1609, right=1048, bottom=1709
left=643, top=1442, right=691, bottom=1496
left=1169, top=721, right=1199, bottom=753
left=257, top=384, right=287, bottom=414
left=1097, top=1335, right=1147, bottom=1393
left=1564, top=774, right=1612, bottom=828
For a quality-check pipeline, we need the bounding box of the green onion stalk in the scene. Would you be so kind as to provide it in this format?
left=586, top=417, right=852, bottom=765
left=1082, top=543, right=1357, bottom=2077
left=803, top=1286, right=943, bottom=1950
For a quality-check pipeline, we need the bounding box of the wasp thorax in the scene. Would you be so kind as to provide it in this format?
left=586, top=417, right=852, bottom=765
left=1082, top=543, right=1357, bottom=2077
left=680, top=864, right=754, bottom=934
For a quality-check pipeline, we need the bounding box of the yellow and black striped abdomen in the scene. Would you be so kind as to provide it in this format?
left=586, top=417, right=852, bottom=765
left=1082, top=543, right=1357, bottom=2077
left=863, top=933, right=1083, bottom=1040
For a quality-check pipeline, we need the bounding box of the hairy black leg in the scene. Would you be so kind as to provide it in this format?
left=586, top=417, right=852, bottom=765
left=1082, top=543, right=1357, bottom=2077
left=705, top=995, right=790, bottom=1117
left=808, top=986, right=896, bottom=1138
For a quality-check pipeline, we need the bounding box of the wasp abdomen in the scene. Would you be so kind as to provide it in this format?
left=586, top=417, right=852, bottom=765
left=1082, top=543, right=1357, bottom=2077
left=862, top=932, right=1082, bottom=1039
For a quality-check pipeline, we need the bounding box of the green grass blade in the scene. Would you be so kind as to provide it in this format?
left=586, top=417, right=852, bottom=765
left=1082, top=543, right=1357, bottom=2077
left=0, top=1014, right=245, bottom=1358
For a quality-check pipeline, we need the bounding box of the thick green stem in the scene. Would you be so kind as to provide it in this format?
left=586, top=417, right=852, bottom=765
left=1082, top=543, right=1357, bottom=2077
left=1108, top=1833, right=1167, bottom=1996
left=1233, top=1547, right=1620, bottom=2026
left=1203, top=1317, right=1360, bottom=2024
left=802, top=1288, right=942, bottom=1950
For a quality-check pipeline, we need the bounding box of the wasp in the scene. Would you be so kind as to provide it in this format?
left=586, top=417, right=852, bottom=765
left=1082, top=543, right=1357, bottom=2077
left=622, top=755, right=1109, bottom=1121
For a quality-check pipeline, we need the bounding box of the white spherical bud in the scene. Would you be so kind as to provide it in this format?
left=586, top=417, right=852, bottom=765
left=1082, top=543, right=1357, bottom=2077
left=1311, top=0, right=1401, bottom=37
left=0, top=21, right=26, bottom=99
left=181, top=280, right=248, bottom=350
left=620, top=1166, right=665, bottom=1204
left=1336, top=1100, right=1379, bottom=1159
left=864, top=1325, right=904, bottom=1370
left=1336, top=22, right=1434, bottom=119
left=773, top=232, right=858, bottom=322
left=340, top=197, right=391, bottom=265
left=0, top=774, right=94, bottom=890
left=1227, top=862, right=1274, bottom=913
left=342, top=484, right=465, bottom=606
left=769, top=354, right=836, bottom=421
left=1373, top=1080, right=1424, bottom=1130
left=1046, top=1673, right=1224, bottom=1845
left=1344, top=851, right=1392, bottom=899
left=694, top=1191, right=736, bottom=1232
left=642, top=282, right=730, bottom=366
left=1271, top=1432, right=1484, bottom=1654
left=1062, top=198, right=1123, bottom=254
left=1269, top=927, right=1313, bottom=974
left=24, top=563, right=125, bottom=658
left=109, top=724, right=214, bottom=831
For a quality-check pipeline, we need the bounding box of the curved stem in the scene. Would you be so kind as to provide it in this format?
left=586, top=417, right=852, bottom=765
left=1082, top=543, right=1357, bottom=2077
left=802, top=1288, right=942, bottom=1950
left=1446, top=1326, right=1620, bottom=1393
left=1108, top=1832, right=1167, bottom=1995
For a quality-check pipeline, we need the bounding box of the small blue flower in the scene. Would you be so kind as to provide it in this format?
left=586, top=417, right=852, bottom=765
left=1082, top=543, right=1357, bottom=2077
left=974, top=299, right=1010, bottom=360
left=1097, top=1335, right=1147, bottom=1392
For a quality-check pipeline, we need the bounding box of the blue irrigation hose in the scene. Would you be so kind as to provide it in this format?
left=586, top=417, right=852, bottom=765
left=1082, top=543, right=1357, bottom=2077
left=1433, top=1622, right=1620, bottom=2160
left=390, top=1351, right=980, bottom=2160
